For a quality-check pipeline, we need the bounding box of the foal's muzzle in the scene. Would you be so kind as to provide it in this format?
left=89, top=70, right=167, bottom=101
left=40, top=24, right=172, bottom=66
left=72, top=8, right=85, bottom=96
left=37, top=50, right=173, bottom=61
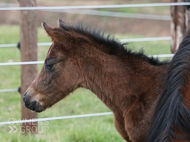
left=23, top=91, right=44, bottom=112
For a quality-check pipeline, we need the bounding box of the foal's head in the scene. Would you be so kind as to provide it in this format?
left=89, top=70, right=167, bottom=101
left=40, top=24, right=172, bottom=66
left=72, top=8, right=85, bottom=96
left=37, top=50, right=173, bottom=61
left=23, top=20, right=94, bottom=112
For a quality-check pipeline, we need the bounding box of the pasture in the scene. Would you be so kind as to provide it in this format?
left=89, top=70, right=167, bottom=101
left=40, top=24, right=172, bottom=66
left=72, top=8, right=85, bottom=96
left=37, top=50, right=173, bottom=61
left=0, top=25, right=170, bottom=142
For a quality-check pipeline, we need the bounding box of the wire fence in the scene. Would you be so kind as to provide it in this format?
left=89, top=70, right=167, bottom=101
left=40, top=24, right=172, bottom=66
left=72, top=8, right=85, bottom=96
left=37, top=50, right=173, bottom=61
left=0, top=2, right=184, bottom=126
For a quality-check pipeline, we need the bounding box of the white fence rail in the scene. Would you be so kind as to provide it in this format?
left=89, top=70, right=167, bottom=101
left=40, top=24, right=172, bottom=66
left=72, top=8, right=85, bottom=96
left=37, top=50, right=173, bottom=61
left=0, top=37, right=171, bottom=48
left=0, top=112, right=113, bottom=125
left=0, top=54, right=173, bottom=67
left=0, top=2, right=190, bottom=11
left=42, top=9, right=171, bottom=21
left=0, top=61, right=44, bottom=66
left=0, top=88, right=18, bottom=93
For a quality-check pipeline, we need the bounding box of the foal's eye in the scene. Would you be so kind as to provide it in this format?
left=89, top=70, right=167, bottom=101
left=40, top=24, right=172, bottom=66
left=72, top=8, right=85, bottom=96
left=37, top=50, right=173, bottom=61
left=45, top=64, right=54, bottom=70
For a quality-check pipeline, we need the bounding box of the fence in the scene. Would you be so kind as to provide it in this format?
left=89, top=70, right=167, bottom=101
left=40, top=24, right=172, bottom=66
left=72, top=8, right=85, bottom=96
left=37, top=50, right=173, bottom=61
left=0, top=2, right=188, bottom=127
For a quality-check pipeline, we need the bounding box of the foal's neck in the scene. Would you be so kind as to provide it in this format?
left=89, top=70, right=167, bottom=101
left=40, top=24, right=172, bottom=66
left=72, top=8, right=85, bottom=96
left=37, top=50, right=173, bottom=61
left=81, top=51, right=168, bottom=113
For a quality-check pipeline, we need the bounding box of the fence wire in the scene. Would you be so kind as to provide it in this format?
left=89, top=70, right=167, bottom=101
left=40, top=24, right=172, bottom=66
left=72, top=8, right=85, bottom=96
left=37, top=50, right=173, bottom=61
left=0, top=37, right=171, bottom=48
left=0, top=112, right=113, bottom=125
left=41, top=9, right=171, bottom=21
left=0, top=2, right=190, bottom=11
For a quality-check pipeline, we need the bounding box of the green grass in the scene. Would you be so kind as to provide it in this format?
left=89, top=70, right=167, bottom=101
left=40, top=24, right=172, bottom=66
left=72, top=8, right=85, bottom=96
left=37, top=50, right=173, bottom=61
left=0, top=25, right=171, bottom=142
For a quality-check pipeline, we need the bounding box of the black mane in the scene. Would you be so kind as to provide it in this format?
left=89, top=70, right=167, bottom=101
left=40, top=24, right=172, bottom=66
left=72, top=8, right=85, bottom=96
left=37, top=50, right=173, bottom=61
left=147, top=30, right=190, bottom=141
left=60, top=23, right=168, bottom=66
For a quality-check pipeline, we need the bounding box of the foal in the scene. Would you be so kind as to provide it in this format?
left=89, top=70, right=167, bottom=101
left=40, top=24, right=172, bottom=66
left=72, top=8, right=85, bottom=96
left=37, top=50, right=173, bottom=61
left=22, top=20, right=189, bottom=141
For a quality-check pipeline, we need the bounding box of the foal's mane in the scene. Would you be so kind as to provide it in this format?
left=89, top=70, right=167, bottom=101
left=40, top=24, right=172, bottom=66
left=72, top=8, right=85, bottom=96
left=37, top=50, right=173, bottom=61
left=60, top=23, right=168, bottom=66
left=147, top=30, right=190, bottom=141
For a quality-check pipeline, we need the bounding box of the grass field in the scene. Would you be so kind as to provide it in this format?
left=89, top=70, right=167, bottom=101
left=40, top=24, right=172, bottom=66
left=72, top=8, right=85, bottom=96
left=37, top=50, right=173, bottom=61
left=0, top=25, right=171, bottom=142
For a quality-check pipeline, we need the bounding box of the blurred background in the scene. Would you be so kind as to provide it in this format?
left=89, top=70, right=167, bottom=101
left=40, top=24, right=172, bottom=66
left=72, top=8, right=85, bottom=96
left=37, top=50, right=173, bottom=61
left=1, top=0, right=171, bottom=36
left=0, top=0, right=174, bottom=142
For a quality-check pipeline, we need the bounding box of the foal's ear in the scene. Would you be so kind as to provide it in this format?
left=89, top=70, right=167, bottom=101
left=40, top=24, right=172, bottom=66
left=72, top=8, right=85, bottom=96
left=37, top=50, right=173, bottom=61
left=42, top=22, right=70, bottom=44
left=58, top=19, right=69, bottom=31
left=58, top=19, right=64, bottom=27
left=42, top=22, right=54, bottom=37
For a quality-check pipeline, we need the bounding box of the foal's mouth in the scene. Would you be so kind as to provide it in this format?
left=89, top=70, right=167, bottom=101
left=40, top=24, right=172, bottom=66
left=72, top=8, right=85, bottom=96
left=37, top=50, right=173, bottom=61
left=23, top=91, right=44, bottom=113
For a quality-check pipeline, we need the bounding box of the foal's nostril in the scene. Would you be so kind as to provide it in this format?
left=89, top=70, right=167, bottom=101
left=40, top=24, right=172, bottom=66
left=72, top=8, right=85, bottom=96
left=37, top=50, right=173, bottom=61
left=23, top=91, right=27, bottom=102
left=24, top=91, right=27, bottom=97
left=22, top=92, right=31, bottom=109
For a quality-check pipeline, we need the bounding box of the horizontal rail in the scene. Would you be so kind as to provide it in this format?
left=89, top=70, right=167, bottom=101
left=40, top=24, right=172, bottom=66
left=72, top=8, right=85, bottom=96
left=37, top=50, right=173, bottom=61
left=0, top=54, right=173, bottom=67
left=0, top=88, right=18, bottom=93
left=149, top=54, right=174, bottom=58
left=0, top=112, right=113, bottom=125
left=0, top=43, right=18, bottom=48
left=0, top=61, right=44, bottom=66
left=119, top=37, right=171, bottom=42
left=0, top=37, right=171, bottom=48
left=0, top=42, right=52, bottom=48
left=44, top=9, right=171, bottom=21
left=0, top=2, right=190, bottom=11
